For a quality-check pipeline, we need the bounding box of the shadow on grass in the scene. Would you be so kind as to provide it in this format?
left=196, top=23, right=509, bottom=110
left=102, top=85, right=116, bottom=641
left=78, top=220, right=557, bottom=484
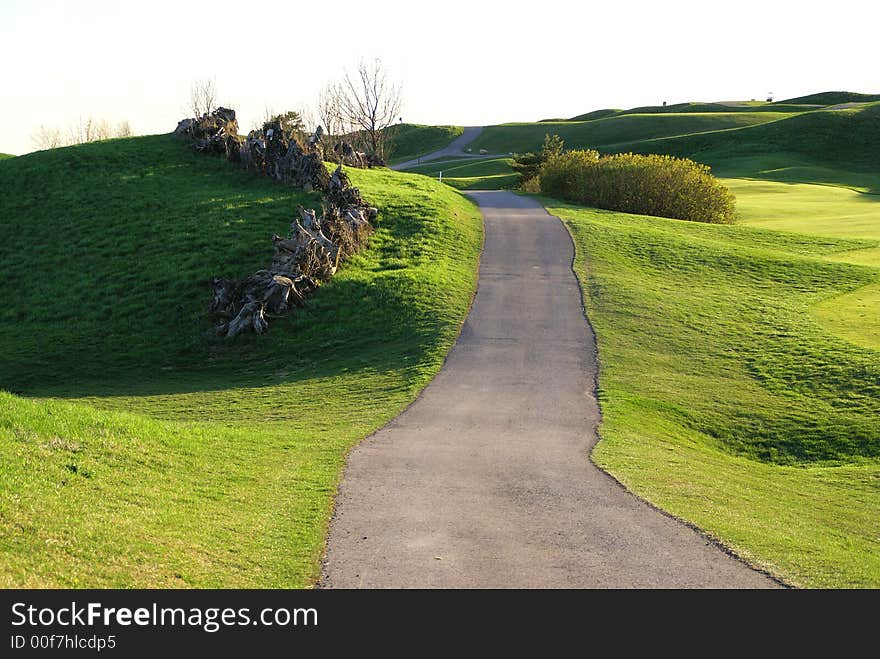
left=1, top=272, right=450, bottom=401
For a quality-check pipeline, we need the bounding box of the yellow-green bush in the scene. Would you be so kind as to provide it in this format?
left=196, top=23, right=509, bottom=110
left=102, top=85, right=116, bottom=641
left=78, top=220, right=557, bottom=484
left=540, top=150, right=736, bottom=224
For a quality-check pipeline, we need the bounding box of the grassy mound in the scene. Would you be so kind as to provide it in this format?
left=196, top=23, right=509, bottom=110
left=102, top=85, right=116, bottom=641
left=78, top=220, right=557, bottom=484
left=0, top=135, right=483, bottom=587
left=616, top=103, right=880, bottom=171
left=779, top=91, right=880, bottom=105
left=568, top=109, right=622, bottom=122
left=617, top=102, right=818, bottom=116
left=549, top=199, right=880, bottom=587
left=469, top=112, right=794, bottom=155
left=388, top=123, right=462, bottom=164
left=405, top=156, right=516, bottom=190
left=0, top=153, right=13, bottom=160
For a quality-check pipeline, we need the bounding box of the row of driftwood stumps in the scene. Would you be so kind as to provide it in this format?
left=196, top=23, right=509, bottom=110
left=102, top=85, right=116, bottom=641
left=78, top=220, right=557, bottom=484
left=174, top=108, right=378, bottom=338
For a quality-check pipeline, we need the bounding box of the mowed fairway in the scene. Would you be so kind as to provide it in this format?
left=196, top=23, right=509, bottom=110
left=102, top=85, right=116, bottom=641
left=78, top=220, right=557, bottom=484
left=0, top=136, right=483, bottom=587
left=548, top=185, right=880, bottom=587
left=728, top=178, right=880, bottom=350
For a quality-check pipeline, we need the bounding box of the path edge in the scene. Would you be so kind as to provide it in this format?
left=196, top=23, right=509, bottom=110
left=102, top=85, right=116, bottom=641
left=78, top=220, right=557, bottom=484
left=315, top=191, right=487, bottom=588
left=538, top=196, right=792, bottom=589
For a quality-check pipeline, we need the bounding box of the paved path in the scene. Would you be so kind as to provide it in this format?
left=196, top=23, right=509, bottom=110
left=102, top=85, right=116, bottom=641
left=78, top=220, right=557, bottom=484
left=321, top=191, right=777, bottom=588
left=391, top=126, right=485, bottom=170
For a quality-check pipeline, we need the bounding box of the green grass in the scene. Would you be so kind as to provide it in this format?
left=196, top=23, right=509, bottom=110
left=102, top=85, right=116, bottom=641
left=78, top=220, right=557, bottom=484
left=567, top=109, right=622, bottom=122
left=727, top=177, right=880, bottom=350
left=0, top=154, right=13, bottom=160
left=615, top=103, right=880, bottom=171
left=779, top=91, right=880, bottom=105
left=617, top=102, right=820, bottom=116
left=714, top=155, right=880, bottom=193
left=566, top=103, right=820, bottom=122
left=404, top=156, right=517, bottom=191
left=546, top=197, right=880, bottom=587
left=0, top=135, right=483, bottom=587
left=387, top=123, right=463, bottom=164
left=470, top=112, right=795, bottom=155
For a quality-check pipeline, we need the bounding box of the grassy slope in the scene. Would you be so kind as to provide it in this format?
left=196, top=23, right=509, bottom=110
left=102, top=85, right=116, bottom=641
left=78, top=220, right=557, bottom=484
left=615, top=104, right=880, bottom=172
left=727, top=178, right=880, bottom=353
left=0, top=135, right=483, bottom=587
left=548, top=200, right=879, bottom=587
left=387, top=124, right=463, bottom=164
left=568, top=109, right=622, bottom=122
left=470, top=112, right=795, bottom=154
left=617, top=102, right=818, bottom=116
left=405, top=156, right=517, bottom=190
left=779, top=91, right=880, bottom=105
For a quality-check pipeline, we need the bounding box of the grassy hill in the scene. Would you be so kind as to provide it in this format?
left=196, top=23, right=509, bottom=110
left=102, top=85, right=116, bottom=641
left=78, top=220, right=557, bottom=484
left=551, top=196, right=880, bottom=587
left=0, top=154, right=13, bottom=160
left=387, top=123, right=462, bottom=164
left=567, top=109, right=622, bottom=122
left=0, top=135, right=483, bottom=586
left=469, top=112, right=793, bottom=155
left=615, top=103, right=880, bottom=173
left=405, top=156, right=517, bottom=190
left=779, top=91, right=880, bottom=105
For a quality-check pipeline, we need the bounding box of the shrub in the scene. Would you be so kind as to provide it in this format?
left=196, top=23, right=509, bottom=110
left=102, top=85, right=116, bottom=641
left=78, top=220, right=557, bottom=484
left=512, top=133, right=565, bottom=187
left=539, top=149, right=599, bottom=199
left=540, top=150, right=736, bottom=224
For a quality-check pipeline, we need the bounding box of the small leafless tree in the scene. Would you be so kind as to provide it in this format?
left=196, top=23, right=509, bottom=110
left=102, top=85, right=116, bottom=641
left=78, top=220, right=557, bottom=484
left=116, top=120, right=133, bottom=137
left=190, top=78, right=217, bottom=118
left=315, top=83, right=344, bottom=145
left=31, top=125, right=64, bottom=150
left=31, top=117, right=134, bottom=150
left=336, top=59, right=402, bottom=162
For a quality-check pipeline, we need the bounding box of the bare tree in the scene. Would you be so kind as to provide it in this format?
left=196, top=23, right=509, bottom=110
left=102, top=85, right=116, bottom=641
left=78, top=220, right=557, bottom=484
left=115, top=120, right=133, bottom=137
left=336, top=59, right=402, bottom=163
left=316, top=83, right=344, bottom=143
left=190, top=78, right=217, bottom=118
left=31, top=125, right=64, bottom=150
left=31, top=116, right=134, bottom=150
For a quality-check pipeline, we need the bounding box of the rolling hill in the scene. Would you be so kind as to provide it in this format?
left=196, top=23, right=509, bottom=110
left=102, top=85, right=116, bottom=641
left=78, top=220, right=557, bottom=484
left=0, top=135, right=482, bottom=586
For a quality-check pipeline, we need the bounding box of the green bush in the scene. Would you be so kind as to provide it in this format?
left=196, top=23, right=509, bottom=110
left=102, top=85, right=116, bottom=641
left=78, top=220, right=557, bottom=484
left=512, top=133, right=565, bottom=186
left=540, top=150, right=736, bottom=224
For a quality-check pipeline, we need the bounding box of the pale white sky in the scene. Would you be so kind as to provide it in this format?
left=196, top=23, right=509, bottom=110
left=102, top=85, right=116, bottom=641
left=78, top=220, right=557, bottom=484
left=1, top=0, right=877, bottom=155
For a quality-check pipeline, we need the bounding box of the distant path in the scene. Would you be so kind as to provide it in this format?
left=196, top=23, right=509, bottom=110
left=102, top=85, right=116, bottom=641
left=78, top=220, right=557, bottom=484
left=391, top=126, right=485, bottom=170
left=321, top=191, right=777, bottom=588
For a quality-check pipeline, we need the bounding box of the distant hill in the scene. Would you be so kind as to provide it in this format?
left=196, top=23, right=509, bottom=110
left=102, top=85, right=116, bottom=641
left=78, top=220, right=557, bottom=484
left=778, top=91, right=880, bottom=105
left=469, top=111, right=794, bottom=155
left=564, top=92, right=880, bottom=123
left=614, top=102, right=880, bottom=170
left=567, top=109, right=622, bottom=122
left=0, top=153, right=14, bottom=160
left=566, top=102, right=818, bottom=122
left=387, top=123, right=462, bottom=164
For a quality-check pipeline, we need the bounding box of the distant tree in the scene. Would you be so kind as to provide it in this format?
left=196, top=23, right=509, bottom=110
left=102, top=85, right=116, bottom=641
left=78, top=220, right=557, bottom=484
left=31, top=125, right=64, bottom=150
left=31, top=116, right=134, bottom=150
left=190, top=78, right=217, bottom=118
left=273, top=110, right=305, bottom=134
left=115, top=120, right=133, bottom=138
left=335, top=59, right=403, bottom=163
left=316, top=83, right=343, bottom=138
